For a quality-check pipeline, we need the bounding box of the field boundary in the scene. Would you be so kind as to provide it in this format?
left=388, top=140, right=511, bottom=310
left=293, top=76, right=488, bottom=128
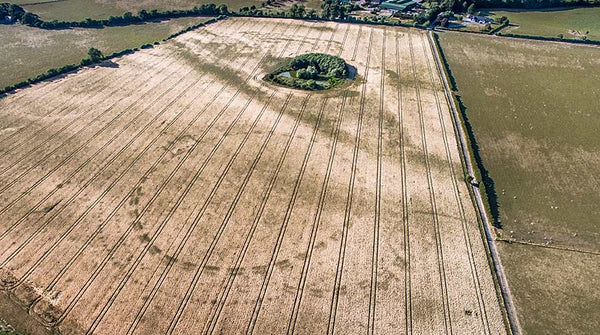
left=497, top=238, right=600, bottom=256
left=427, top=30, right=522, bottom=335
left=0, top=16, right=225, bottom=97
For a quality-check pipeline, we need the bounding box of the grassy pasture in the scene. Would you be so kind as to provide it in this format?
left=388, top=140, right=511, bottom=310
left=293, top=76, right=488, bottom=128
left=11, top=0, right=282, bottom=21
left=485, top=7, right=600, bottom=41
left=438, top=31, right=600, bottom=334
left=0, top=17, right=208, bottom=89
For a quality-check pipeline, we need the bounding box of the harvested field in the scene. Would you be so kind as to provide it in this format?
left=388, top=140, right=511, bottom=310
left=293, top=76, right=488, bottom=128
left=0, top=18, right=506, bottom=334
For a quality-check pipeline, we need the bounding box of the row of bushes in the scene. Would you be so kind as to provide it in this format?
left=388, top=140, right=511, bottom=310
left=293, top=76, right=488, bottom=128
left=0, top=17, right=226, bottom=96
left=497, top=31, right=600, bottom=45
left=162, top=15, right=225, bottom=40
left=3, top=3, right=227, bottom=29
left=1, top=48, right=129, bottom=95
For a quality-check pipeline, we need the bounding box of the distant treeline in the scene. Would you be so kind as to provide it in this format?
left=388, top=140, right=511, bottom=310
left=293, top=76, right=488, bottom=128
left=0, top=2, right=228, bottom=29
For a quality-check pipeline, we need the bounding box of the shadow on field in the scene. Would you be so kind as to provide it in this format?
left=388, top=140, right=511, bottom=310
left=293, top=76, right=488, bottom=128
left=93, top=60, right=119, bottom=68
left=346, top=64, right=358, bottom=80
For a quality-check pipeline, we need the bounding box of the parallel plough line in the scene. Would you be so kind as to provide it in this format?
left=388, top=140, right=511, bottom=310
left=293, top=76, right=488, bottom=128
left=368, top=27, right=385, bottom=335
left=0, top=19, right=233, bottom=153
left=408, top=33, right=452, bottom=334
left=0, top=53, right=147, bottom=143
left=0, top=52, right=186, bottom=198
left=85, top=23, right=288, bottom=333
left=128, top=22, right=302, bottom=335
left=420, top=33, right=491, bottom=333
left=395, top=30, right=412, bottom=335
left=0, top=57, right=155, bottom=174
left=0, top=52, right=191, bottom=218
left=34, top=19, right=277, bottom=328
left=327, top=27, right=374, bottom=335
left=0, top=53, right=188, bottom=243
left=286, top=92, right=347, bottom=335
left=286, top=22, right=352, bottom=333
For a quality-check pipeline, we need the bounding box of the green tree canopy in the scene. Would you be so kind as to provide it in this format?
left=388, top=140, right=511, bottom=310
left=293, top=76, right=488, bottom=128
left=87, top=47, right=104, bottom=62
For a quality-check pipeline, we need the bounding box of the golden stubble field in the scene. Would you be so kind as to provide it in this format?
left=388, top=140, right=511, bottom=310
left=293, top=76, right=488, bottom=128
left=0, top=18, right=506, bottom=334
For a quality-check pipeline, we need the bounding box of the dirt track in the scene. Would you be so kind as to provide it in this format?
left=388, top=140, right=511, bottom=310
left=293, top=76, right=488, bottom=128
left=0, top=18, right=506, bottom=334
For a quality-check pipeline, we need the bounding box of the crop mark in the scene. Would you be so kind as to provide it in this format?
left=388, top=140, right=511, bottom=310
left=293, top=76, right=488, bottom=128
left=368, top=27, right=385, bottom=335
left=0, top=54, right=186, bottom=218
left=395, top=30, right=412, bottom=335
left=245, top=95, right=324, bottom=335
left=42, top=19, right=276, bottom=329
left=420, top=33, right=491, bottom=333
left=324, top=23, right=340, bottom=54
left=0, top=52, right=184, bottom=198
left=166, top=22, right=316, bottom=335
left=0, top=64, right=209, bottom=290
left=287, top=92, right=347, bottom=335
left=129, top=91, right=285, bottom=335
left=327, top=27, right=374, bottom=335
left=0, top=54, right=188, bottom=244
left=0, top=52, right=147, bottom=145
left=408, top=33, right=452, bottom=334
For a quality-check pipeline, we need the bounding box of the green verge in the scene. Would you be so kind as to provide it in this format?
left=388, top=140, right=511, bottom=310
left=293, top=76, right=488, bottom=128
left=431, top=31, right=513, bottom=335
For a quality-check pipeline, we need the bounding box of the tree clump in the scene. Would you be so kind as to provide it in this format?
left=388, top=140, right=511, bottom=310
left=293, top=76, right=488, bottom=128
left=265, top=53, right=349, bottom=90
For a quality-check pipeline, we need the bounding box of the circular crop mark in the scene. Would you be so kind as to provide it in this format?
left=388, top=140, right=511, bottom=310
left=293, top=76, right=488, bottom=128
left=264, top=53, right=351, bottom=90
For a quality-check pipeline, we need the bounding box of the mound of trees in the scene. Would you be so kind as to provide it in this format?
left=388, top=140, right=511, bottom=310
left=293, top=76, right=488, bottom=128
left=290, top=53, right=348, bottom=77
left=265, top=53, right=348, bottom=90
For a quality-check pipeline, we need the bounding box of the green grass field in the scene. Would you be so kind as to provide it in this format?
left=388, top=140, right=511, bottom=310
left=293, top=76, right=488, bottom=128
left=485, top=7, right=600, bottom=41
left=12, top=0, right=277, bottom=21
left=438, top=31, right=600, bottom=334
left=0, top=17, right=208, bottom=89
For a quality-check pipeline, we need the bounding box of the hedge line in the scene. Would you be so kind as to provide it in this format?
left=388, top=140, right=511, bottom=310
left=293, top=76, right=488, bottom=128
left=9, top=3, right=228, bottom=29
left=497, top=32, right=600, bottom=45
left=432, top=33, right=502, bottom=228
left=0, top=16, right=226, bottom=97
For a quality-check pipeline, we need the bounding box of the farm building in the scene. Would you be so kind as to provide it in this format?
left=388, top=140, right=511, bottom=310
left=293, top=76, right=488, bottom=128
left=465, top=14, right=494, bottom=24
left=379, top=0, right=419, bottom=12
